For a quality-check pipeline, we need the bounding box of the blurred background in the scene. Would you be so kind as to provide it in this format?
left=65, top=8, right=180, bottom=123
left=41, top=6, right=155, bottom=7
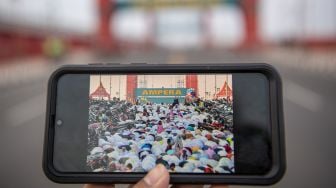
left=0, top=0, right=335, bottom=187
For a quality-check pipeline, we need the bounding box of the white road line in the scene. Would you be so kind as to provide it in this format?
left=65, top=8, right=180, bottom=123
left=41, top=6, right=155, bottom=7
left=264, top=48, right=336, bottom=78
left=0, top=60, right=52, bottom=87
left=4, top=92, right=46, bottom=127
left=284, top=80, right=323, bottom=112
left=0, top=49, right=95, bottom=88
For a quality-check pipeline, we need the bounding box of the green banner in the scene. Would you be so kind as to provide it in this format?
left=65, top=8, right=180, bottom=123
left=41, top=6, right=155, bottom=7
left=135, top=88, right=188, bottom=103
left=136, top=88, right=187, bottom=97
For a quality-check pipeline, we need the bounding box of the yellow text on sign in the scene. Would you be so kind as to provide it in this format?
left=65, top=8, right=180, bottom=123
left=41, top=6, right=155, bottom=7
left=142, top=89, right=183, bottom=96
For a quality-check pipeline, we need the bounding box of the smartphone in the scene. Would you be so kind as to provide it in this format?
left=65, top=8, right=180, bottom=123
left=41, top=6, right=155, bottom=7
left=43, top=63, right=285, bottom=185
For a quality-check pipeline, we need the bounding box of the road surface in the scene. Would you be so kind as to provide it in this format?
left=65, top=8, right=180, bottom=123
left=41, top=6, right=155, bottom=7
left=0, top=48, right=335, bottom=188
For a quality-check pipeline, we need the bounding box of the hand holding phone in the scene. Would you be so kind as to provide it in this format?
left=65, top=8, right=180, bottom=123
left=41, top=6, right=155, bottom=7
left=85, top=164, right=170, bottom=188
left=84, top=164, right=229, bottom=188
left=43, top=64, right=285, bottom=185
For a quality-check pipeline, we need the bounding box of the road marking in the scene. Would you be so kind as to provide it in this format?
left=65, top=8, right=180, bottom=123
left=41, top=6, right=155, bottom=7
left=264, top=48, right=336, bottom=78
left=284, top=80, right=323, bottom=112
left=0, top=60, right=51, bottom=87
left=4, top=92, right=46, bottom=127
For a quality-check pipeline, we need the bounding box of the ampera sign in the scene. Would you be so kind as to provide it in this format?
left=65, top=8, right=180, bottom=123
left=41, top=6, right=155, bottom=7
left=135, top=88, right=188, bottom=103
left=141, top=89, right=183, bottom=96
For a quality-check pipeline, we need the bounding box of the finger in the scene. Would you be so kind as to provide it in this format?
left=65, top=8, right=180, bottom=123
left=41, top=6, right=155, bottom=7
left=171, top=185, right=203, bottom=188
left=83, top=184, right=115, bottom=188
left=133, top=164, right=170, bottom=188
left=209, top=185, right=229, bottom=188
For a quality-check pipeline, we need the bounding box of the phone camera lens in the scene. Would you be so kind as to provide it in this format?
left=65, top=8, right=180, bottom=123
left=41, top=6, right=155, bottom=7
left=56, top=120, right=63, bottom=126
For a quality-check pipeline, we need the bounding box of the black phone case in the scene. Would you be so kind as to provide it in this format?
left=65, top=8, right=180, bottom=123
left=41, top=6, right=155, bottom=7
left=43, top=63, right=286, bottom=185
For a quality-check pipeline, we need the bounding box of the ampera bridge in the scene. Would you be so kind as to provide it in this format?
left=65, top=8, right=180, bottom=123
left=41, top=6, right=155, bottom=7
left=89, top=74, right=232, bottom=103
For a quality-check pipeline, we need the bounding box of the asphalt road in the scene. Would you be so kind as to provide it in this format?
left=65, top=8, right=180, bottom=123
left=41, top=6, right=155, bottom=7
left=0, top=48, right=335, bottom=188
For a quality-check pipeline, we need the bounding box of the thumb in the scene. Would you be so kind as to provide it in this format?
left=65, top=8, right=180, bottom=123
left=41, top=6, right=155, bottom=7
left=133, top=164, right=170, bottom=188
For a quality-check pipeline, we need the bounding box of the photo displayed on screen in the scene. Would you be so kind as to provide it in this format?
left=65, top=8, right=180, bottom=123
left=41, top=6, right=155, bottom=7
left=87, top=74, right=234, bottom=173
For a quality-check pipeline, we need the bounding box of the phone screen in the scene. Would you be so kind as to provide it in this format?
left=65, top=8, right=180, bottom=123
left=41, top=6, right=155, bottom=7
left=87, top=74, right=235, bottom=173
left=53, top=72, right=272, bottom=175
